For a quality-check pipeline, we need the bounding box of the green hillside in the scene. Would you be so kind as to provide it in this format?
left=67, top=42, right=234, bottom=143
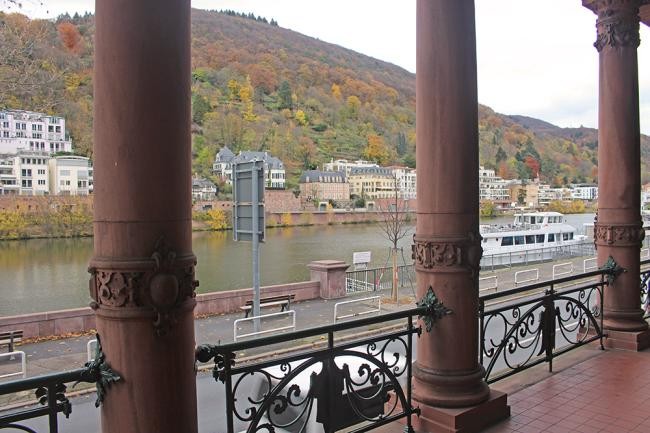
left=1, top=9, right=648, bottom=189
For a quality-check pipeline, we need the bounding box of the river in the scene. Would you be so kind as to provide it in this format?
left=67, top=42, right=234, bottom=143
left=0, top=213, right=596, bottom=316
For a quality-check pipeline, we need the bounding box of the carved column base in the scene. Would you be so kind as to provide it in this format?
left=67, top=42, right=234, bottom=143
left=603, top=308, right=648, bottom=332
left=604, top=328, right=650, bottom=351
left=412, top=365, right=490, bottom=408
left=412, top=390, right=509, bottom=433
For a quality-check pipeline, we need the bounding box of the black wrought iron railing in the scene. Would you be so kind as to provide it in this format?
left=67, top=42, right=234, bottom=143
left=478, top=263, right=622, bottom=384
left=0, top=336, right=119, bottom=433
left=641, top=258, right=650, bottom=319
left=196, top=288, right=449, bottom=433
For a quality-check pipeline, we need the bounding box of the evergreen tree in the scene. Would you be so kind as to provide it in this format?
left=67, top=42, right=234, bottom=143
left=278, top=81, right=293, bottom=110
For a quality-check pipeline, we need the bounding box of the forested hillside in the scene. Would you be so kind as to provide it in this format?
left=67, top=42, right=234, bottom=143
left=1, top=9, right=648, bottom=189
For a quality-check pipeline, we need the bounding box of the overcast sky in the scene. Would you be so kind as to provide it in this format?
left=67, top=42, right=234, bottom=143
left=4, top=0, right=650, bottom=134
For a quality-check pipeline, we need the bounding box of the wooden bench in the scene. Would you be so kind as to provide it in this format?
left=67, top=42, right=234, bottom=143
left=240, top=294, right=296, bottom=318
left=0, top=330, right=23, bottom=353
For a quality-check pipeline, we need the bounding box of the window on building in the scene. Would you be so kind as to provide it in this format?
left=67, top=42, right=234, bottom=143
left=21, top=180, right=32, bottom=187
left=48, top=125, right=54, bottom=132
left=38, top=180, right=45, bottom=185
left=2, top=122, right=8, bottom=128
left=2, top=131, right=8, bottom=138
left=32, top=124, right=37, bottom=131
left=38, top=169, right=45, bottom=175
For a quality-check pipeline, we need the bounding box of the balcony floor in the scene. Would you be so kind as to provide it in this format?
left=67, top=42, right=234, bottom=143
left=375, top=345, right=650, bottom=432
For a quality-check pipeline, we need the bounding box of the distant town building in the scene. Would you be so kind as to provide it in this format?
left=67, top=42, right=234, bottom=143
left=389, top=166, right=417, bottom=199
left=299, top=170, right=349, bottom=202
left=323, top=159, right=379, bottom=178
left=478, top=166, right=510, bottom=204
left=213, top=147, right=286, bottom=189
left=192, top=177, right=217, bottom=201
left=0, top=152, right=50, bottom=195
left=212, top=146, right=236, bottom=184
left=570, top=184, right=598, bottom=201
left=348, top=166, right=396, bottom=200
left=48, top=155, right=93, bottom=196
left=0, top=110, right=73, bottom=155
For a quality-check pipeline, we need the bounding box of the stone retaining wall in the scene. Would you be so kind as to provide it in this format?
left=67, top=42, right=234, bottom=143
left=0, top=280, right=321, bottom=339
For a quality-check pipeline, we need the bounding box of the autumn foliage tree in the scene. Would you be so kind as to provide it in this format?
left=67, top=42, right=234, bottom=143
left=57, top=21, right=82, bottom=53
left=364, top=134, right=390, bottom=165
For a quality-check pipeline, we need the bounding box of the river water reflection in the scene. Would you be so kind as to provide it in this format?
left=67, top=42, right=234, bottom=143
left=0, top=214, right=596, bottom=316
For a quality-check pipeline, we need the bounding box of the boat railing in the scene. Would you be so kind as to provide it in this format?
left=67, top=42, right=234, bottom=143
left=480, top=223, right=543, bottom=234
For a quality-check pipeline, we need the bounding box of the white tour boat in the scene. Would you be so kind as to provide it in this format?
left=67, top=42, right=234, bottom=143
left=480, top=212, right=588, bottom=267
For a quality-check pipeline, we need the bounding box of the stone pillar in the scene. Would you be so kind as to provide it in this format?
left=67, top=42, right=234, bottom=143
left=412, top=1, right=509, bottom=432
left=584, top=0, right=649, bottom=350
left=308, top=260, right=350, bottom=299
left=90, top=1, right=198, bottom=432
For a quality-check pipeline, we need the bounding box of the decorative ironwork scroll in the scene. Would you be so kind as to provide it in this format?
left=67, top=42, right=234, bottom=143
left=197, top=302, right=450, bottom=433
left=479, top=272, right=607, bottom=383
left=0, top=333, right=120, bottom=432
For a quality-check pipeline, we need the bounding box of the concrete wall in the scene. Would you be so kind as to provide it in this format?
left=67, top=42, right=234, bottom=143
left=0, top=280, right=321, bottom=339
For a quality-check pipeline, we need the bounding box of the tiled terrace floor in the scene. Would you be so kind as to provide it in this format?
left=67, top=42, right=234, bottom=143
left=484, top=349, right=650, bottom=433
left=374, top=347, right=650, bottom=432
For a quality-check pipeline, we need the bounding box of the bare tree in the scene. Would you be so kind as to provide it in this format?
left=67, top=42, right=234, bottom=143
left=377, top=174, right=412, bottom=301
left=0, top=6, right=65, bottom=110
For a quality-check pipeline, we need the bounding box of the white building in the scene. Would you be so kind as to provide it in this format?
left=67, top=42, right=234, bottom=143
left=323, top=159, right=379, bottom=178
left=478, top=166, right=510, bottom=203
left=0, top=152, right=50, bottom=195
left=48, top=155, right=93, bottom=196
left=213, top=147, right=286, bottom=189
left=389, top=166, right=417, bottom=199
left=192, top=177, right=217, bottom=201
left=0, top=110, right=73, bottom=155
left=570, top=184, right=598, bottom=201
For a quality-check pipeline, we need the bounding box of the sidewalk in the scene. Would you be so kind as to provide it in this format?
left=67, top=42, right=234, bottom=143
left=0, top=289, right=413, bottom=382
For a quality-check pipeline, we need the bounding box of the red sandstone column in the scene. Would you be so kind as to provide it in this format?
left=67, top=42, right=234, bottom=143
left=584, top=0, right=648, bottom=350
left=412, top=1, right=508, bottom=431
left=90, top=1, right=198, bottom=432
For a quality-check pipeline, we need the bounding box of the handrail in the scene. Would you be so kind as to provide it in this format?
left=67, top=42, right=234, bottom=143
left=0, top=335, right=120, bottom=433
left=196, top=287, right=451, bottom=433
left=198, top=305, right=431, bottom=356
left=480, top=266, right=613, bottom=302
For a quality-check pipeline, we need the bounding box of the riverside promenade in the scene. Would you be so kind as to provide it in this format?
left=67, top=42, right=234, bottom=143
left=0, top=252, right=612, bottom=382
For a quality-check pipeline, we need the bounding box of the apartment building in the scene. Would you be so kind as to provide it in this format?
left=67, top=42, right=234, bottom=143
left=48, top=155, right=93, bottom=196
left=348, top=167, right=396, bottom=200
left=213, top=147, right=286, bottom=189
left=0, top=110, right=73, bottom=155
left=299, top=170, right=349, bottom=202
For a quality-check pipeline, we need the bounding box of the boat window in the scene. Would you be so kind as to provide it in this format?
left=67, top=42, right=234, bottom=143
left=501, top=237, right=513, bottom=246
left=569, top=233, right=574, bottom=240
left=525, top=235, right=536, bottom=244
left=530, top=216, right=536, bottom=224
left=515, top=236, right=525, bottom=245
left=524, top=216, right=530, bottom=224
left=514, top=216, right=521, bottom=224
left=563, top=233, right=570, bottom=241
left=536, top=234, right=545, bottom=243
left=548, top=233, right=555, bottom=242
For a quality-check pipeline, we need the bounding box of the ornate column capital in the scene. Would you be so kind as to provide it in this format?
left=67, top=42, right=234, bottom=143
left=594, top=221, right=646, bottom=248
left=88, top=237, right=198, bottom=336
left=411, top=231, right=482, bottom=276
left=584, top=0, right=642, bottom=51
